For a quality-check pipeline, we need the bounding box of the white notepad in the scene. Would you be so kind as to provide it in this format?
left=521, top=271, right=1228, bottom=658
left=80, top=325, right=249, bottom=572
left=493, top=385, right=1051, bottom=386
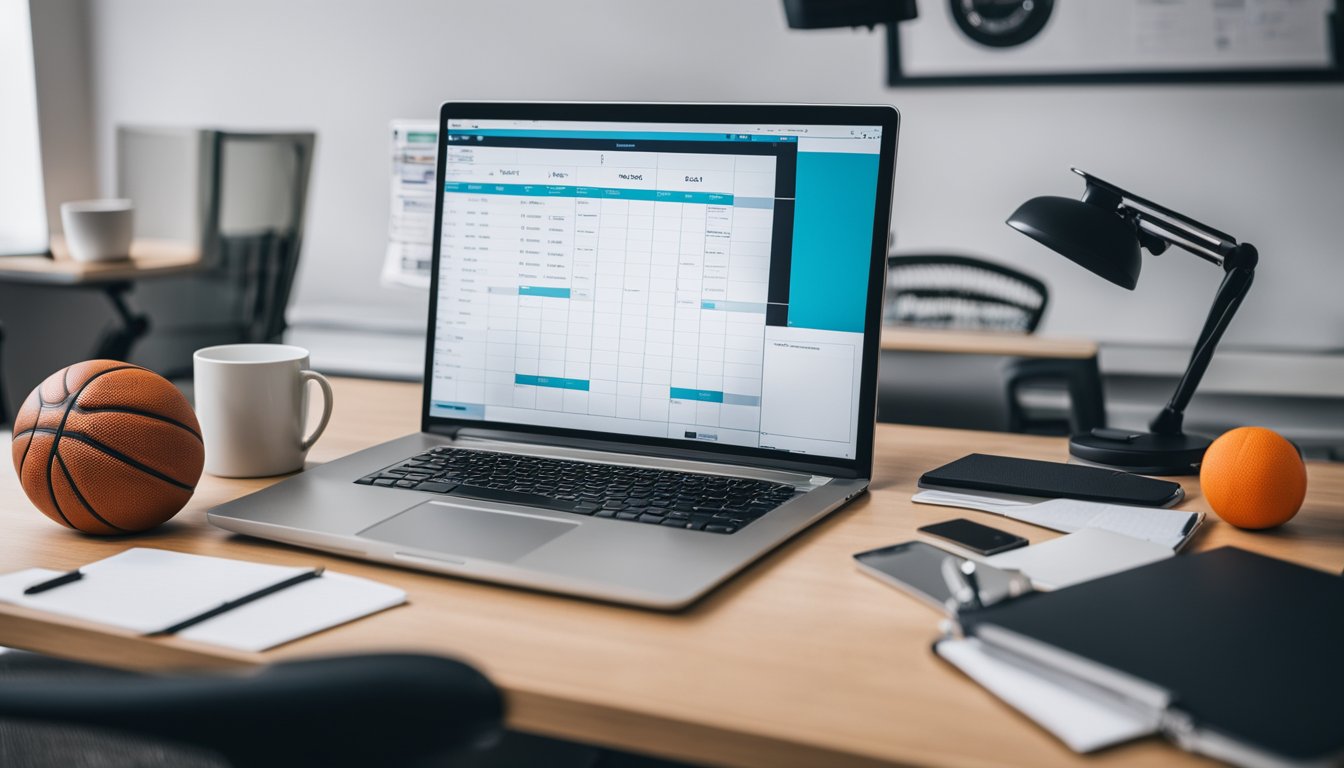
left=0, top=548, right=406, bottom=652
left=985, top=528, right=1174, bottom=590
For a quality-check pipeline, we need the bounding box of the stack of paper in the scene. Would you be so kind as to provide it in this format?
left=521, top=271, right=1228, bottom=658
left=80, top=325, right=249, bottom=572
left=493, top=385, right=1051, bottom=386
left=913, top=490, right=1202, bottom=550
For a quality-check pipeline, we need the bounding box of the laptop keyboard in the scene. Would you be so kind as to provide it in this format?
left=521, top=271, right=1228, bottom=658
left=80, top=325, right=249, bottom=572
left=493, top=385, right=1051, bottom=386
left=355, top=447, right=799, bottom=534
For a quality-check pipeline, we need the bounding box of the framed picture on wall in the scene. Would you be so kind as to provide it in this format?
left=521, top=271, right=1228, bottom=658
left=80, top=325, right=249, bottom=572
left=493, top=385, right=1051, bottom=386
left=888, top=0, right=1342, bottom=85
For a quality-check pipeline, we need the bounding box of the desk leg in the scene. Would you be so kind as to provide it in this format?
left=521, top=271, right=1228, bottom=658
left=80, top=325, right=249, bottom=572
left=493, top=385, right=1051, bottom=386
left=90, top=282, right=150, bottom=362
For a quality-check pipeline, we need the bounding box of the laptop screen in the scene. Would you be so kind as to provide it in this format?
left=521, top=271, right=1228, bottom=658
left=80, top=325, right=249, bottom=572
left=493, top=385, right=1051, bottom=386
left=428, top=106, right=893, bottom=465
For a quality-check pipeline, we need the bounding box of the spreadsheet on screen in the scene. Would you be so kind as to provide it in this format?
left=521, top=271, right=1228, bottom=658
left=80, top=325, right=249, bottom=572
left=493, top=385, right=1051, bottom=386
left=430, top=119, right=882, bottom=460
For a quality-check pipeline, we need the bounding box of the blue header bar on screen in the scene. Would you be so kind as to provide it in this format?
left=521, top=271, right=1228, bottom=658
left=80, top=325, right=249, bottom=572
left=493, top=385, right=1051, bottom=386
left=449, top=129, right=797, bottom=143
left=444, top=181, right=733, bottom=204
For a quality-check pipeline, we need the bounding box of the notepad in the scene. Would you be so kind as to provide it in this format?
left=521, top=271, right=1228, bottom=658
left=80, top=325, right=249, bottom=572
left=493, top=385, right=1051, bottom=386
left=0, top=548, right=406, bottom=652
left=912, top=490, right=1202, bottom=550
left=985, top=528, right=1173, bottom=590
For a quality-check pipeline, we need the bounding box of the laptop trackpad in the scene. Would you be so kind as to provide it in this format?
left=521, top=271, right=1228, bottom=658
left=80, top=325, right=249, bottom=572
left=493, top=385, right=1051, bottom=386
left=359, top=499, right=578, bottom=563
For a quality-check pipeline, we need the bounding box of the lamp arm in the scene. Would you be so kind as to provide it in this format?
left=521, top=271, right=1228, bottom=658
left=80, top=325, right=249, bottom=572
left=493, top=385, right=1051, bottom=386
left=1149, top=243, right=1258, bottom=436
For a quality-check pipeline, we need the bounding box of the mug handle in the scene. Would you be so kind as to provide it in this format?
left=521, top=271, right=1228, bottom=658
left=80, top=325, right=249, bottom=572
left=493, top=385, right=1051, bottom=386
left=299, top=370, right=334, bottom=452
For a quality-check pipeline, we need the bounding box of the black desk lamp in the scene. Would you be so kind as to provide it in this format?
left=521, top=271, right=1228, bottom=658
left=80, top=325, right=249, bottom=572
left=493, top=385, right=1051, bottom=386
left=1007, top=169, right=1258, bottom=475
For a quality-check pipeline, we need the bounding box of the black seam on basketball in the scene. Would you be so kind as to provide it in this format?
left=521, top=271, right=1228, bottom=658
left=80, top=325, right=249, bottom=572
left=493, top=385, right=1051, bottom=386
left=56, top=448, right=129, bottom=533
left=38, top=436, right=76, bottom=530
left=21, top=425, right=197, bottom=490
left=54, top=433, right=196, bottom=491
left=46, top=365, right=150, bottom=523
left=73, top=405, right=202, bottom=441
left=17, top=390, right=41, bottom=477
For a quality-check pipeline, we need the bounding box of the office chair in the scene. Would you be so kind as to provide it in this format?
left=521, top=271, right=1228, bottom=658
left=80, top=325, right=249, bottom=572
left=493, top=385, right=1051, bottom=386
left=884, top=253, right=1048, bottom=332
left=118, top=128, right=315, bottom=378
left=879, top=253, right=1105, bottom=435
left=0, top=651, right=503, bottom=768
left=0, top=321, right=8, bottom=427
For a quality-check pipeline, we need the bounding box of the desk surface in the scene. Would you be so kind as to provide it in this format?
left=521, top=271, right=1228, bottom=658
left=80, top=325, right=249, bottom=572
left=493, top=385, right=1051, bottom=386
left=2, top=377, right=1341, bottom=768
left=0, top=237, right=201, bottom=285
left=881, top=327, right=1098, bottom=360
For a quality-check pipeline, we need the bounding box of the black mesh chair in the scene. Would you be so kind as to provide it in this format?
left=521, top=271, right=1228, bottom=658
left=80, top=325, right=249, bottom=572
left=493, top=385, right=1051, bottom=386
left=122, top=129, right=315, bottom=379
left=884, top=253, right=1049, bottom=333
left=0, top=652, right=503, bottom=768
left=879, top=253, right=1104, bottom=435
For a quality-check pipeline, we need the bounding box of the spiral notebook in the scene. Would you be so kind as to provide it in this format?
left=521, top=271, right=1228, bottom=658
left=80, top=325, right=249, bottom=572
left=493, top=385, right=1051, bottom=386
left=0, top=548, right=406, bottom=652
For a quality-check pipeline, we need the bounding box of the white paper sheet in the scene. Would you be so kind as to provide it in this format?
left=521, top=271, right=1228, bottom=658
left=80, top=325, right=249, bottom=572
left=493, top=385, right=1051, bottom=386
left=936, top=637, right=1159, bottom=753
left=985, top=528, right=1173, bottom=590
left=913, top=490, right=1201, bottom=550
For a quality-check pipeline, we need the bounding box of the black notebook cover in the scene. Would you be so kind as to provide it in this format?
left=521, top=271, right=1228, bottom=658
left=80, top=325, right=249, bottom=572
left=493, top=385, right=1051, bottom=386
left=960, top=547, right=1344, bottom=763
left=920, top=453, right=1183, bottom=507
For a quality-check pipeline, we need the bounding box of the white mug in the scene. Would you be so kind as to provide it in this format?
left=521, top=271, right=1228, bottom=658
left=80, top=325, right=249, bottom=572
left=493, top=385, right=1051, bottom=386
left=60, top=199, right=134, bottom=262
left=193, top=344, right=334, bottom=478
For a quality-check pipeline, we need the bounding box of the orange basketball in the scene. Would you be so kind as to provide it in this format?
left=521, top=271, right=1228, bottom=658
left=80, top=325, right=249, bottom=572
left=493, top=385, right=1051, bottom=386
left=10, top=360, right=204, bottom=534
left=1199, top=426, right=1306, bottom=530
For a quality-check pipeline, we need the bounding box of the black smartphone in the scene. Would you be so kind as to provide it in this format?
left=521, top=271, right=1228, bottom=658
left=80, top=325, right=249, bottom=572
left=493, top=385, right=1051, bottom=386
left=853, top=541, right=1030, bottom=613
left=919, top=453, right=1185, bottom=507
left=916, top=518, right=1028, bottom=556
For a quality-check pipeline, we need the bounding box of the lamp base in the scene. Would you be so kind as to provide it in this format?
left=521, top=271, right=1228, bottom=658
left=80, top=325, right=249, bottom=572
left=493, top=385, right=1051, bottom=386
left=1069, top=429, right=1211, bottom=475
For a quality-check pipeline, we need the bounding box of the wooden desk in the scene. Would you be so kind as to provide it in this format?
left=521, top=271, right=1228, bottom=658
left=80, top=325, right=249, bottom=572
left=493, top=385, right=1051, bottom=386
left=0, top=237, right=201, bottom=286
left=3, top=377, right=1341, bottom=768
left=0, top=237, right=202, bottom=361
left=880, top=327, right=1098, bottom=360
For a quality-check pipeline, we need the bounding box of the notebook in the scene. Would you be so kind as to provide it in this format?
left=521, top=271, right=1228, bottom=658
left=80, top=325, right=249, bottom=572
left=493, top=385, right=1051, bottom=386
left=943, top=547, right=1344, bottom=766
left=0, top=548, right=406, bottom=652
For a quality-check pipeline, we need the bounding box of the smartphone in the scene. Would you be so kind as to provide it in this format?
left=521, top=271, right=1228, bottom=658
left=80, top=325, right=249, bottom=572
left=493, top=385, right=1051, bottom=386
left=919, top=453, right=1185, bottom=507
left=917, top=518, right=1028, bottom=556
left=853, top=541, right=1030, bottom=613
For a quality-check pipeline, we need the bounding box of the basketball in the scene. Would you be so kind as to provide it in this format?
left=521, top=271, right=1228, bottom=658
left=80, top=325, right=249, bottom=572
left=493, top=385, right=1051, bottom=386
left=1200, top=426, right=1307, bottom=530
left=10, top=360, right=204, bottom=534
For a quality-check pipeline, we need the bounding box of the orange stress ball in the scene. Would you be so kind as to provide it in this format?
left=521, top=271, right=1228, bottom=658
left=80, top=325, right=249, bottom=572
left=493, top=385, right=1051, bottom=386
left=10, top=360, right=204, bottom=534
left=1199, top=427, right=1306, bottom=530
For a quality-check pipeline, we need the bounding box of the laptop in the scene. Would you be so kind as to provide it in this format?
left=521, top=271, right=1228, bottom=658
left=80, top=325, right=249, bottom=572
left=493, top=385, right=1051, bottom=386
left=209, top=102, right=900, bottom=609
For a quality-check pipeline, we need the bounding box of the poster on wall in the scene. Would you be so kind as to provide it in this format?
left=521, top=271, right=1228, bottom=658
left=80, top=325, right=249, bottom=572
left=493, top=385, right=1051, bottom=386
left=382, top=120, right=438, bottom=289
left=888, top=0, right=1341, bottom=84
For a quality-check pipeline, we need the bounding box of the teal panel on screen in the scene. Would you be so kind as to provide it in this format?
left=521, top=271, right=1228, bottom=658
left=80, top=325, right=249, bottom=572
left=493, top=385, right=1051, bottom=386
left=788, top=152, right=880, bottom=334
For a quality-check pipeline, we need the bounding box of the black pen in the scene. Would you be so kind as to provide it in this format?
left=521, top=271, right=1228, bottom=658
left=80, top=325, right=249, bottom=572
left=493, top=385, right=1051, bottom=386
left=23, top=569, right=83, bottom=595
left=151, top=567, right=325, bottom=636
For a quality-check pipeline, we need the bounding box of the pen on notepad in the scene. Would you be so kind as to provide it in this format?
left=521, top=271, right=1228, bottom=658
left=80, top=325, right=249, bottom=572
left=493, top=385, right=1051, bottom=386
left=151, top=567, right=325, bottom=636
left=23, top=569, right=83, bottom=595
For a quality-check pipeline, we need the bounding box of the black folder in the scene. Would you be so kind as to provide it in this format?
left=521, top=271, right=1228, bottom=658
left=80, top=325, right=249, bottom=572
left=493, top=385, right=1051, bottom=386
left=953, top=547, right=1344, bottom=766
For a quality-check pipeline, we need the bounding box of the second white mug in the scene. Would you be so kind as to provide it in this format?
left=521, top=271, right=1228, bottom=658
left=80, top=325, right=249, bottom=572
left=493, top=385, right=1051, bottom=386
left=193, top=344, right=333, bottom=478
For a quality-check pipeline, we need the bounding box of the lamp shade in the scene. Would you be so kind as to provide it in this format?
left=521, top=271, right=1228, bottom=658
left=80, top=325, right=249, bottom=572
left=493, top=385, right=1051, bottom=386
left=1006, top=195, right=1142, bottom=290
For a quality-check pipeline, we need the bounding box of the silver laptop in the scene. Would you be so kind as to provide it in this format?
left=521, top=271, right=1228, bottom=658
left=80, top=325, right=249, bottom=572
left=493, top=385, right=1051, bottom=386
left=209, top=102, right=900, bottom=609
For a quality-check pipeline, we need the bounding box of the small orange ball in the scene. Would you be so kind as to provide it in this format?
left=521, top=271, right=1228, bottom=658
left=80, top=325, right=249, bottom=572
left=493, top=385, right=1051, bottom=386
left=1200, top=427, right=1306, bottom=530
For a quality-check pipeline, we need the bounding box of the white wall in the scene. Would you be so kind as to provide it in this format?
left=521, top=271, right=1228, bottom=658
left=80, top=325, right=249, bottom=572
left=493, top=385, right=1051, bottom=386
left=81, top=0, right=1344, bottom=350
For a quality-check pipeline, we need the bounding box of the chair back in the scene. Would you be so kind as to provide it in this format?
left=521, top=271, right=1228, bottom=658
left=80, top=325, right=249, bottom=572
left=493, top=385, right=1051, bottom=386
left=885, top=254, right=1049, bottom=333
left=0, top=653, right=503, bottom=768
left=118, top=129, right=314, bottom=375
left=199, top=131, right=313, bottom=344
